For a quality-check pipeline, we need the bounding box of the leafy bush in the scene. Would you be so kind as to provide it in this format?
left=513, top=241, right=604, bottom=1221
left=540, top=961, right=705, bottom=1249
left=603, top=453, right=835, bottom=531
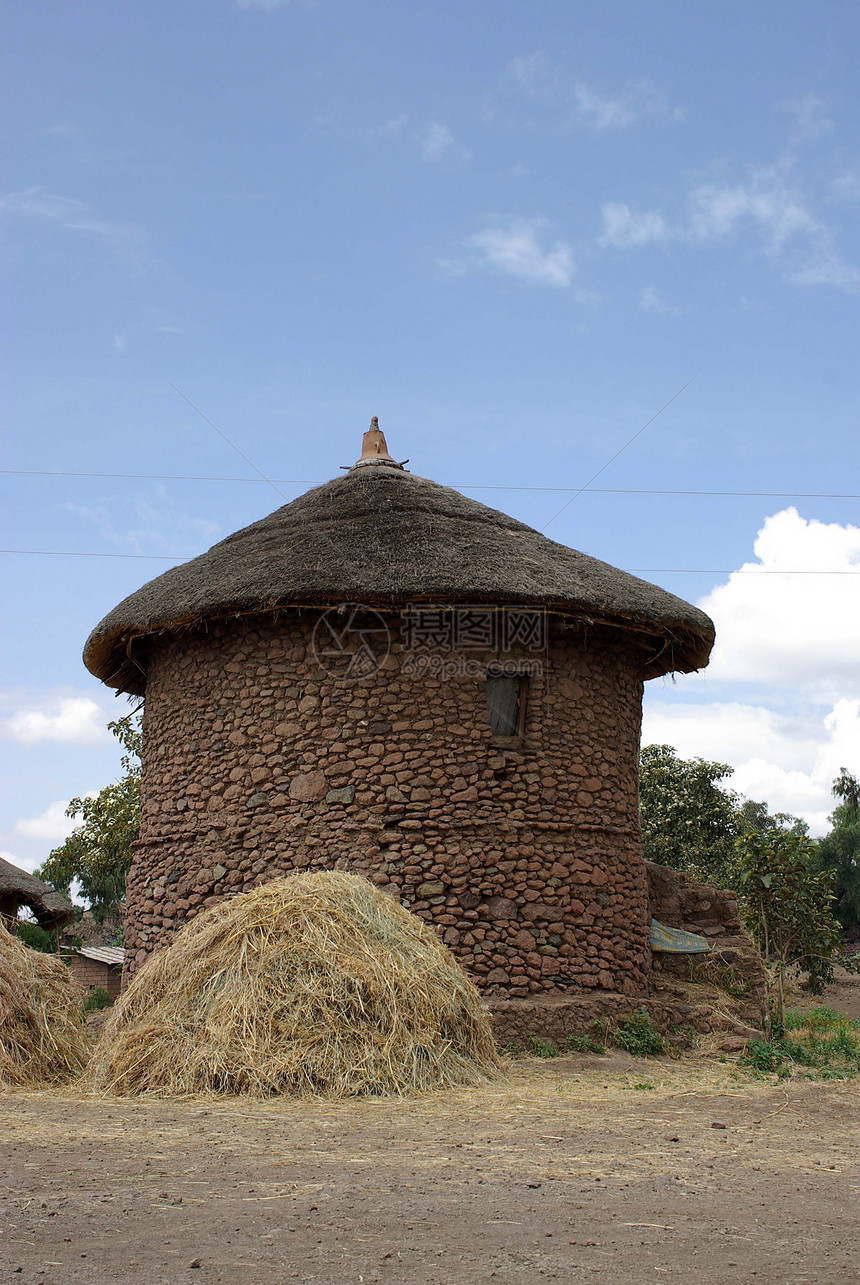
left=38, top=715, right=141, bottom=922
left=736, top=830, right=854, bottom=1024
left=638, top=745, right=805, bottom=889
left=16, top=921, right=57, bottom=954
left=740, top=1040, right=786, bottom=1075
left=611, top=1008, right=666, bottom=1057
left=526, top=1035, right=559, bottom=1058
left=739, top=1008, right=860, bottom=1079
left=82, top=986, right=113, bottom=1014
left=813, top=769, right=860, bottom=929
left=565, top=1033, right=607, bottom=1054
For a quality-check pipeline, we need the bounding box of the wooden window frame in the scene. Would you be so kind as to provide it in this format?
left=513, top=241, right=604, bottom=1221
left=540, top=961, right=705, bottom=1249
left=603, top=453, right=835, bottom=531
left=486, top=669, right=529, bottom=746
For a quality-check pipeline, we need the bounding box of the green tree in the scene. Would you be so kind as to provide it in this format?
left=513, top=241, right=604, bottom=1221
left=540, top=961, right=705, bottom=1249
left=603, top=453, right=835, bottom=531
left=738, top=797, right=808, bottom=838
left=15, top=920, right=59, bottom=954
left=736, top=829, right=850, bottom=1026
left=814, top=768, right=860, bottom=928
left=37, top=714, right=141, bottom=922
left=639, top=744, right=806, bottom=889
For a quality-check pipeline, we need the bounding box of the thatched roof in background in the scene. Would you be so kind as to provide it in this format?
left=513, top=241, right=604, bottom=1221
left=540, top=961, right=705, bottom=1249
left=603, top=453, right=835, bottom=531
left=84, top=460, right=714, bottom=694
left=0, top=856, right=75, bottom=930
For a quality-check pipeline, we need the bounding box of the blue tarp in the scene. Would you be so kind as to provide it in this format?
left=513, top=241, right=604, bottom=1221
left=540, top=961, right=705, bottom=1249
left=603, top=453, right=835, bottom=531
left=650, top=917, right=711, bottom=953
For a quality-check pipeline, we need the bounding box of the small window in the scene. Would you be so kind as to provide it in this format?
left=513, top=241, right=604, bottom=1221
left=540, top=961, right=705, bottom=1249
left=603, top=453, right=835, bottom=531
left=486, top=672, right=527, bottom=738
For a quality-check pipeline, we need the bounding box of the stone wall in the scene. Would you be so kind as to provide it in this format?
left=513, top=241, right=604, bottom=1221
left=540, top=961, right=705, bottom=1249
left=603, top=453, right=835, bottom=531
left=645, top=860, right=742, bottom=937
left=125, top=609, right=652, bottom=997
left=646, top=860, right=768, bottom=1030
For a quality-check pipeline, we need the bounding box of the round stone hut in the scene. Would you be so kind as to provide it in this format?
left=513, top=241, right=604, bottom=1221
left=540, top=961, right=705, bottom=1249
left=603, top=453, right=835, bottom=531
left=84, top=421, right=714, bottom=1011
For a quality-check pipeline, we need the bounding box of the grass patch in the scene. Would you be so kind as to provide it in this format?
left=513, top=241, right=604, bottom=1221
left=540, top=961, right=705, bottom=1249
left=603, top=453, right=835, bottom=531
left=526, top=1036, right=559, bottom=1059
left=82, top=986, right=112, bottom=1014
left=566, top=1033, right=607, bottom=1055
left=611, top=1008, right=666, bottom=1057
left=739, top=1007, right=860, bottom=1080
left=692, top=956, right=754, bottom=998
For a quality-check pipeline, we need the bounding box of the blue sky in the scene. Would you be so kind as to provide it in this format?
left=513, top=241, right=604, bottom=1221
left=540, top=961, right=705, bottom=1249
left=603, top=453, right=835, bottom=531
left=3, top=0, right=859, bottom=874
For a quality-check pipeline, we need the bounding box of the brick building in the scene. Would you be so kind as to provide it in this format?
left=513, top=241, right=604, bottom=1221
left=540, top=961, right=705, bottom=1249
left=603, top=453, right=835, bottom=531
left=64, top=945, right=124, bottom=1000
left=84, top=422, right=715, bottom=1012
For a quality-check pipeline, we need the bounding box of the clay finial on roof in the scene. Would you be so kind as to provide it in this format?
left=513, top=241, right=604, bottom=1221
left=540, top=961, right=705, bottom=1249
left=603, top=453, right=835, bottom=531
left=354, top=417, right=402, bottom=469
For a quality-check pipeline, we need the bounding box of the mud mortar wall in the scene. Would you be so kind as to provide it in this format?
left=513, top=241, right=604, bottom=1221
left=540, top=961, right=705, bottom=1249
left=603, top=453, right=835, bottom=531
left=126, top=611, right=652, bottom=998
left=645, top=860, right=743, bottom=938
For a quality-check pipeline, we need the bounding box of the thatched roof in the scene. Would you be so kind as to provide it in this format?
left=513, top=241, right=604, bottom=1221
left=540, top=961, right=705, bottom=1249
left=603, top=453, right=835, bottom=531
left=0, top=856, right=75, bottom=930
left=84, top=444, right=714, bottom=695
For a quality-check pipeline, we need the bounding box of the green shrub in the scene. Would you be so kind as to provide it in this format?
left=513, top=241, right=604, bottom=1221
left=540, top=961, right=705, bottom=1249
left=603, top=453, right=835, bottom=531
left=611, top=1008, right=666, bottom=1057
left=82, top=986, right=112, bottom=1014
left=739, top=1009, right=860, bottom=1079
left=565, top=1033, right=607, bottom=1054
left=740, top=1039, right=785, bottom=1074
left=16, top=922, right=57, bottom=954
left=784, top=1005, right=848, bottom=1032
left=526, top=1035, right=559, bottom=1058
left=694, top=958, right=752, bottom=998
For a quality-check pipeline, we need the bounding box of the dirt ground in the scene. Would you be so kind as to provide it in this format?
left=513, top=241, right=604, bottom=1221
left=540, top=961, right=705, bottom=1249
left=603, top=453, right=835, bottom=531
left=2, top=1045, right=858, bottom=1285
left=794, top=966, right=860, bottom=1021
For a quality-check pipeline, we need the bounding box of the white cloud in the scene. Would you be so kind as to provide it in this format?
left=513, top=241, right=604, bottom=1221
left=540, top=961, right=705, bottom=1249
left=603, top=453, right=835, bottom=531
left=830, top=169, right=860, bottom=203
left=43, top=122, right=82, bottom=138
left=0, top=849, right=43, bottom=877
left=507, top=52, right=550, bottom=91
left=235, top=0, right=309, bottom=9
left=642, top=506, right=860, bottom=835
left=780, top=92, right=833, bottom=145
left=571, top=80, right=670, bottom=132
left=639, top=286, right=683, bottom=314
left=599, top=202, right=669, bottom=248
left=689, top=165, right=818, bottom=253
left=697, top=508, right=860, bottom=699
left=64, top=489, right=220, bottom=555
left=641, top=698, right=860, bottom=835
left=687, top=149, right=860, bottom=289
left=599, top=158, right=859, bottom=291
left=0, top=187, right=145, bottom=262
left=314, top=110, right=407, bottom=144
left=420, top=121, right=469, bottom=164
left=5, top=697, right=108, bottom=746
left=507, top=54, right=678, bottom=131
left=377, top=113, right=408, bottom=136
left=14, top=801, right=78, bottom=844
left=463, top=219, right=574, bottom=287
left=789, top=247, right=860, bottom=289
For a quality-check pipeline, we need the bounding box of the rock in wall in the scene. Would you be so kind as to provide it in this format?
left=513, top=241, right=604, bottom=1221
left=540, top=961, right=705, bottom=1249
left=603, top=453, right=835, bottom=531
left=123, top=610, right=653, bottom=998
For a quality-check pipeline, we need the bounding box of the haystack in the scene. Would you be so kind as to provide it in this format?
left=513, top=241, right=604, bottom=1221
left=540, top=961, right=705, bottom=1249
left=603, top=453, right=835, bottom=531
left=0, top=922, right=89, bottom=1088
left=89, top=871, right=502, bottom=1097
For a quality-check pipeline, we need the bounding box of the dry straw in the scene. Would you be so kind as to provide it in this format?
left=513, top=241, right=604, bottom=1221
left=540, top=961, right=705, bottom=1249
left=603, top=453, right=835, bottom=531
left=84, top=460, right=714, bottom=695
left=89, top=871, right=502, bottom=1098
left=0, top=921, right=89, bottom=1088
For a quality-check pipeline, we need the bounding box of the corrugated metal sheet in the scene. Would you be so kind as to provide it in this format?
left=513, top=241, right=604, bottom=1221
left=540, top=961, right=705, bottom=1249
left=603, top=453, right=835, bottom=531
left=79, top=945, right=125, bottom=966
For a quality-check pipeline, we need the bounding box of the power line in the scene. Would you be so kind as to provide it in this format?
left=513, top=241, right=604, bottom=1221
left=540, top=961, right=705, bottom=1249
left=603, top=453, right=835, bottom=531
left=541, top=376, right=697, bottom=531
left=1, top=548, right=184, bottom=560
left=2, top=548, right=859, bottom=573
left=2, top=470, right=858, bottom=501
left=162, top=378, right=292, bottom=504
